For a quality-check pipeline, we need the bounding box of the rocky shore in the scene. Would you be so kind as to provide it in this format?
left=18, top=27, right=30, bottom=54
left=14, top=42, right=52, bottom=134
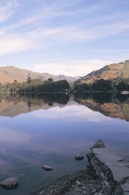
left=0, top=140, right=129, bottom=195
left=35, top=140, right=124, bottom=195
left=2, top=140, right=127, bottom=195
left=35, top=166, right=113, bottom=195
left=87, top=140, right=129, bottom=195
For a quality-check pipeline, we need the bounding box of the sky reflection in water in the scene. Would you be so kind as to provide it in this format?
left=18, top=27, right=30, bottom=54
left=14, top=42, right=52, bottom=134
left=0, top=94, right=129, bottom=195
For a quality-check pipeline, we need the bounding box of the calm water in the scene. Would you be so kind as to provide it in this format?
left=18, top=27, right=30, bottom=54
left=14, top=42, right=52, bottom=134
left=0, top=93, right=129, bottom=195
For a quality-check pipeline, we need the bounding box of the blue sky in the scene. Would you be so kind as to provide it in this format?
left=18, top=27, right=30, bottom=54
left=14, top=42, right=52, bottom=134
left=0, top=0, right=129, bottom=76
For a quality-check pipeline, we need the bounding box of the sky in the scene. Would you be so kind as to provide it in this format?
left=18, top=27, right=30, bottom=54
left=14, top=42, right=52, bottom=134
left=0, top=0, right=129, bottom=76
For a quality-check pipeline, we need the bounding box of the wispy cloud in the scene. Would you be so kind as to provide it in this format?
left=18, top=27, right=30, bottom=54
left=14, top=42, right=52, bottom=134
left=1, top=16, right=129, bottom=57
left=0, top=0, right=129, bottom=75
left=0, top=1, right=18, bottom=23
left=32, top=59, right=114, bottom=76
left=0, top=32, right=35, bottom=55
left=1, top=18, right=129, bottom=57
left=96, top=49, right=129, bottom=53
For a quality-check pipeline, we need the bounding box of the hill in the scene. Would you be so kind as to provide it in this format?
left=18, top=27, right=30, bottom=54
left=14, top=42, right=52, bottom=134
left=77, top=60, right=129, bottom=84
left=0, top=66, right=80, bottom=83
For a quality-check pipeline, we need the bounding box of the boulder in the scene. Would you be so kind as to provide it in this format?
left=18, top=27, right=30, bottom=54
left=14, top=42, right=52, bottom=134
left=75, top=154, right=84, bottom=160
left=86, top=147, right=93, bottom=158
left=88, top=140, right=129, bottom=195
left=92, top=139, right=105, bottom=149
left=42, top=165, right=53, bottom=171
left=93, top=148, right=123, bottom=163
left=0, top=177, right=18, bottom=187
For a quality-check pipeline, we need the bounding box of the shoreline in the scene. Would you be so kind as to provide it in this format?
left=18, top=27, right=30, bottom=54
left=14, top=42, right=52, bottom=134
left=34, top=166, right=113, bottom=195
left=33, top=139, right=128, bottom=195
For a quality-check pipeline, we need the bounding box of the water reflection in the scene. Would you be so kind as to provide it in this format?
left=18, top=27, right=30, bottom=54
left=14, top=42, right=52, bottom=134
left=0, top=93, right=129, bottom=195
left=75, top=93, right=129, bottom=121
left=1, top=184, right=19, bottom=191
left=0, top=93, right=70, bottom=117
left=0, top=93, right=129, bottom=122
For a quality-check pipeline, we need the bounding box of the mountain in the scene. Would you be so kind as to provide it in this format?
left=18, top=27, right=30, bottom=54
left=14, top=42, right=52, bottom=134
left=77, top=60, right=129, bottom=84
left=0, top=66, right=80, bottom=83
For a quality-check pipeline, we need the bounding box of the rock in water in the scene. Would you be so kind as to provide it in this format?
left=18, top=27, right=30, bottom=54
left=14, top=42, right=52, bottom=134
left=0, top=177, right=18, bottom=187
left=75, top=154, right=84, bottom=160
left=42, top=165, right=53, bottom=171
left=92, top=139, right=105, bottom=148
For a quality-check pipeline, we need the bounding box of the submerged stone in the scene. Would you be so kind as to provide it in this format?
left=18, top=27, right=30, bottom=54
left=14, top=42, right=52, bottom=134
left=75, top=154, right=84, bottom=160
left=42, top=165, right=53, bottom=171
left=0, top=177, right=19, bottom=187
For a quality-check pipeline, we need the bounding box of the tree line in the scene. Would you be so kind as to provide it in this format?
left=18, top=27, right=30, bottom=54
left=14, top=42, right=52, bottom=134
left=0, top=77, right=70, bottom=93
left=74, top=79, right=129, bottom=93
left=1, top=76, right=129, bottom=94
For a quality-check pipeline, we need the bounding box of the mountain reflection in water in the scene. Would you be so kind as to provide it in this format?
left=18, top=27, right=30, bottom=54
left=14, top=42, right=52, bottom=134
left=0, top=93, right=129, bottom=195
left=0, top=93, right=70, bottom=117
left=75, top=93, right=129, bottom=121
left=0, top=93, right=129, bottom=121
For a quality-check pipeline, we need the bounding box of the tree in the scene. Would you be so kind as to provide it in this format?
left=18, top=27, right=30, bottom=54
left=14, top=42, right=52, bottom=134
left=55, top=80, right=70, bottom=91
left=92, top=79, right=112, bottom=91
left=48, top=78, right=53, bottom=82
left=77, top=86, right=85, bottom=94
left=27, top=73, right=32, bottom=84
left=74, top=82, right=92, bottom=91
left=13, top=80, right=17, bottom=84
left=116, top=81, right=126, bottom=90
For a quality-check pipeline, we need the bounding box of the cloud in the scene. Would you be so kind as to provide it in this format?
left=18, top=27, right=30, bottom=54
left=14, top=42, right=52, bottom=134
left=0, top=1, right=18, bottom=23
left=96, top=49, right=129, bottom=53
left=1, top=18, right=129, bottom=57
left=0, top=33, right=35, bottom=56
left=6, top=0, right=104, bottom=33
left=7, top=1, right=87, bottom=29
left=0, top=0, right=129, bottom=76
left=0, top=0, right=129, bottom=58
left=32, top=59, right=114, bottom=76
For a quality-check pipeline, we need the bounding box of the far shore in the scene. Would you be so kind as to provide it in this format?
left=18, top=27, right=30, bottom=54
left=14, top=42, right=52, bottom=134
left=0, top=90, right=119, bottom=94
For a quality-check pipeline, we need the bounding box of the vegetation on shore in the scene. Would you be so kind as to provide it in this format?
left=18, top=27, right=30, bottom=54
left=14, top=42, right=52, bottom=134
left=1, top=59, right=129, bottom=94
left=74, top=78, right=129, bottom=93
left=0, top=74, right=129, bottom=94
left=73, top=59, right=129, bottom=93
left=0, top=76, right=70, bottom=93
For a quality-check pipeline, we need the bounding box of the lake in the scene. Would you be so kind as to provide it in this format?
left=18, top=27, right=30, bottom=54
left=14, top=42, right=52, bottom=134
left=0, top=93, right=129, bottom=195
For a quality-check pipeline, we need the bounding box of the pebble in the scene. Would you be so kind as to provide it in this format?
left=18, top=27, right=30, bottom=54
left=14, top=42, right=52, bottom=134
left=42, top=165, right=53, bottom=171
left=75, top=154, right=84, bottom=160
left=76, top=180, right=81, bottom=185
left=35, top=168, right=115, bottom=195
left=0, top=177, right=18, bottom=187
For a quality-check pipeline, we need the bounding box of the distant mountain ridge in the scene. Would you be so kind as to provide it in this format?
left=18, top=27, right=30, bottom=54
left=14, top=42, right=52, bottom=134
left=78, top=60, right=129, bottom=84
left=0, top=66, right=80, bottom=83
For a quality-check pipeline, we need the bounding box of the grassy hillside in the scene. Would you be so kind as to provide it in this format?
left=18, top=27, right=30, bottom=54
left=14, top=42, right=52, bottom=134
left=0, top=66, right=80, bottom=83
left=78, top=60, right=129, bottom=84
